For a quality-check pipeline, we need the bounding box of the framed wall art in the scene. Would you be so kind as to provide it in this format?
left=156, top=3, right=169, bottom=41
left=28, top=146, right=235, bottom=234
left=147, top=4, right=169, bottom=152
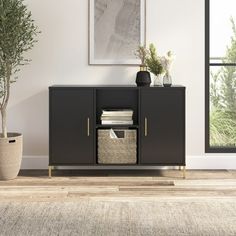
left=89, top=0, right=146, bottom=65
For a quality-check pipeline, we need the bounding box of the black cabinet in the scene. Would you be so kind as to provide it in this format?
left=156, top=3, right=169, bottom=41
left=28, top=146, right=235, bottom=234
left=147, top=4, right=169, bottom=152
left=140, top=88, right=185, bottom=165
left=49, top=88, right=94, bottom=165
left=49, top=86, right=185, bottom=170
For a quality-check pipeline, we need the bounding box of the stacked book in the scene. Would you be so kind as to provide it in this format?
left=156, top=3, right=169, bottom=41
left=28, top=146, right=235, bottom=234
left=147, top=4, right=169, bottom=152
left=101, top=109, right=133, bottom=125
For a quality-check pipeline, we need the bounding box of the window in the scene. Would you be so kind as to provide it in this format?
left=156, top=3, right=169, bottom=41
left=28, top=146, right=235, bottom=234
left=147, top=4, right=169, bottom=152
left=206, top=0, right=236, bottom=152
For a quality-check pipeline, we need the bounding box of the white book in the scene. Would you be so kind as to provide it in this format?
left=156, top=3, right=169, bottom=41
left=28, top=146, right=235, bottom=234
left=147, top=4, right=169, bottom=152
left=102, top=109, right=133, bottom=112
left=101, top=116, right=133, bottom=121
left=102, top=109, right=133, bottom=116
left=102, top=113, right=133, bottom=116
left=101, top=120, right=133, bottom=125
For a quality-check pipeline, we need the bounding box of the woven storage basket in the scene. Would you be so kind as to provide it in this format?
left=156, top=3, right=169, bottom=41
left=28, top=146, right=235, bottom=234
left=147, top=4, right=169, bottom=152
left=98, top=129, right=137, bottom=164
left=0, top=133, right=23, bottom=180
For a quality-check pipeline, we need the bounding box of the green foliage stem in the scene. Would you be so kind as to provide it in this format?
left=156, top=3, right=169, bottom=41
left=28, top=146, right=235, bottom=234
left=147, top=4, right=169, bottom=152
left=135, top=46, right=148, bottom=66
left=145, top=44, right=163, bottom=76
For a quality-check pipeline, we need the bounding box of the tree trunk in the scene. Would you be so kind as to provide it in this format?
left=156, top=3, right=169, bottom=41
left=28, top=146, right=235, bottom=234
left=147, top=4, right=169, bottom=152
left=0, top=64, right=11, bottom=138
left=1, top=108, right=7, bottom=138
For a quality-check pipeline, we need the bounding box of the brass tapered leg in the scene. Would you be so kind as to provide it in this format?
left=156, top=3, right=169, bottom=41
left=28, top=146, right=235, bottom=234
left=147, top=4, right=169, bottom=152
left=49, top=166, right=51, bottom=178
left=183, top=166, right=186, bottom=179
left=179, top=166, right=182, bottom=171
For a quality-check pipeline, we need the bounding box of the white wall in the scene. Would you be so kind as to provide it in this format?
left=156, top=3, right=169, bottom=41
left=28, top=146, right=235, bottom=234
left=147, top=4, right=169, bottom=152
left=5, top=0, right=236, bottom=169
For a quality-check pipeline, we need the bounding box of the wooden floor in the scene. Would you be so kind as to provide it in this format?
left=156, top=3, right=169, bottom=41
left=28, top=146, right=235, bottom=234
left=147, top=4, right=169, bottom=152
left=0, top=170, right=236, bottom=201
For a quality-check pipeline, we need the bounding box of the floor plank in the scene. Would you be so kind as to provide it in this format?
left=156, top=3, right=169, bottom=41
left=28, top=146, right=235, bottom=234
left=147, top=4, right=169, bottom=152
left=0, top=170, right=236, bottom=201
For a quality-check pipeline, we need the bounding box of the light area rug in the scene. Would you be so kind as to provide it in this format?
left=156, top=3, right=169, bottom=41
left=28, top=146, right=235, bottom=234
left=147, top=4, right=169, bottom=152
left=0, top=199, right=236, bottom=236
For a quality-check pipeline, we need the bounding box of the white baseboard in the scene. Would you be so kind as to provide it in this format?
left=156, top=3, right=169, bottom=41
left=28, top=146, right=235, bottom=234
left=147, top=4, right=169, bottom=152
left=21, top=155, right=236, bottom=170
left=186, top=155, right=236, bottom=169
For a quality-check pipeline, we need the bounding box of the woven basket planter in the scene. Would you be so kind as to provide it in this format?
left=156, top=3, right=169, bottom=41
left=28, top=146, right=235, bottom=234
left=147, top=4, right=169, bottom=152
left=0, top=133, right=23, bottom=180
left=98, top=129, right=137, bottom=164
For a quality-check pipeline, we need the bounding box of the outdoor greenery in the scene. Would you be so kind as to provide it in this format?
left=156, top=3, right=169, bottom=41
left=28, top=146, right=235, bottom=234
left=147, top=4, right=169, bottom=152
left=210, top=17, right=236, bottom=147
left=0, top=0, right=39, bottom=138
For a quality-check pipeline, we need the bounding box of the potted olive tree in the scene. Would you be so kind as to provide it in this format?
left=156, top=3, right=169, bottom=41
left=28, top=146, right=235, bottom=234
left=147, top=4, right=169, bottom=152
left=0, top=0, right=39, bottom=180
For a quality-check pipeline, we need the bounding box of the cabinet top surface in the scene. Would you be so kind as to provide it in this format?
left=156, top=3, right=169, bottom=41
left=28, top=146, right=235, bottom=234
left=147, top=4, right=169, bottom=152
left=49, top=85, right=185, bottom=89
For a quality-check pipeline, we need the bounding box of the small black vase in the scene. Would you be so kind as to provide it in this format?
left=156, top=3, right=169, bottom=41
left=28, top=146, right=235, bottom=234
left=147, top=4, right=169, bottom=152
left=136, top=67, right=151, bottom=87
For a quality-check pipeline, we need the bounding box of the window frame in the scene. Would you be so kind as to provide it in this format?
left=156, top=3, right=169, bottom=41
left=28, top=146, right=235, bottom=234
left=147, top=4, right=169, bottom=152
left=205, top=0, right=236, bottom=153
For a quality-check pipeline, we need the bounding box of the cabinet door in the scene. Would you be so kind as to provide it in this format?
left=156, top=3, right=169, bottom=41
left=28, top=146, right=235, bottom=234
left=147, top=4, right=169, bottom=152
left=140, top=88, right=185, bottom=165
left=50, top=88, right=94, bottom=165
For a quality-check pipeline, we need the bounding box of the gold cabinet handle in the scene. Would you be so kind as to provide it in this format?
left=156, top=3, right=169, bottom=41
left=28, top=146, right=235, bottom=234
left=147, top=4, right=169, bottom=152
left=145, top=117, right=148, bottom=137
left=87, top=118, right=90, bottom=136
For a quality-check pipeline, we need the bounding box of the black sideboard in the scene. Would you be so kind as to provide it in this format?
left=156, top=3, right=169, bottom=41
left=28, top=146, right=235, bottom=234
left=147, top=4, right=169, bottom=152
left=49, top=85, right=186, bottom=177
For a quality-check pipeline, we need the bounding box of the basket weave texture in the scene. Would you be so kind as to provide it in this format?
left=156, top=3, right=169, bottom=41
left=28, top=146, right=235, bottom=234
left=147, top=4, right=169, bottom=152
left=0, top=133, right=23, bottom=180
left=98, top=129, right=137, bottom=164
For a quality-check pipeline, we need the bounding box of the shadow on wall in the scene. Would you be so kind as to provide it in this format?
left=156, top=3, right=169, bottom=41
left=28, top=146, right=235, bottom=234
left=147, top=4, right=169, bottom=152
left=8, top=90, right=49, bottom=156
left=88, top=66, right=137, bottom=85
